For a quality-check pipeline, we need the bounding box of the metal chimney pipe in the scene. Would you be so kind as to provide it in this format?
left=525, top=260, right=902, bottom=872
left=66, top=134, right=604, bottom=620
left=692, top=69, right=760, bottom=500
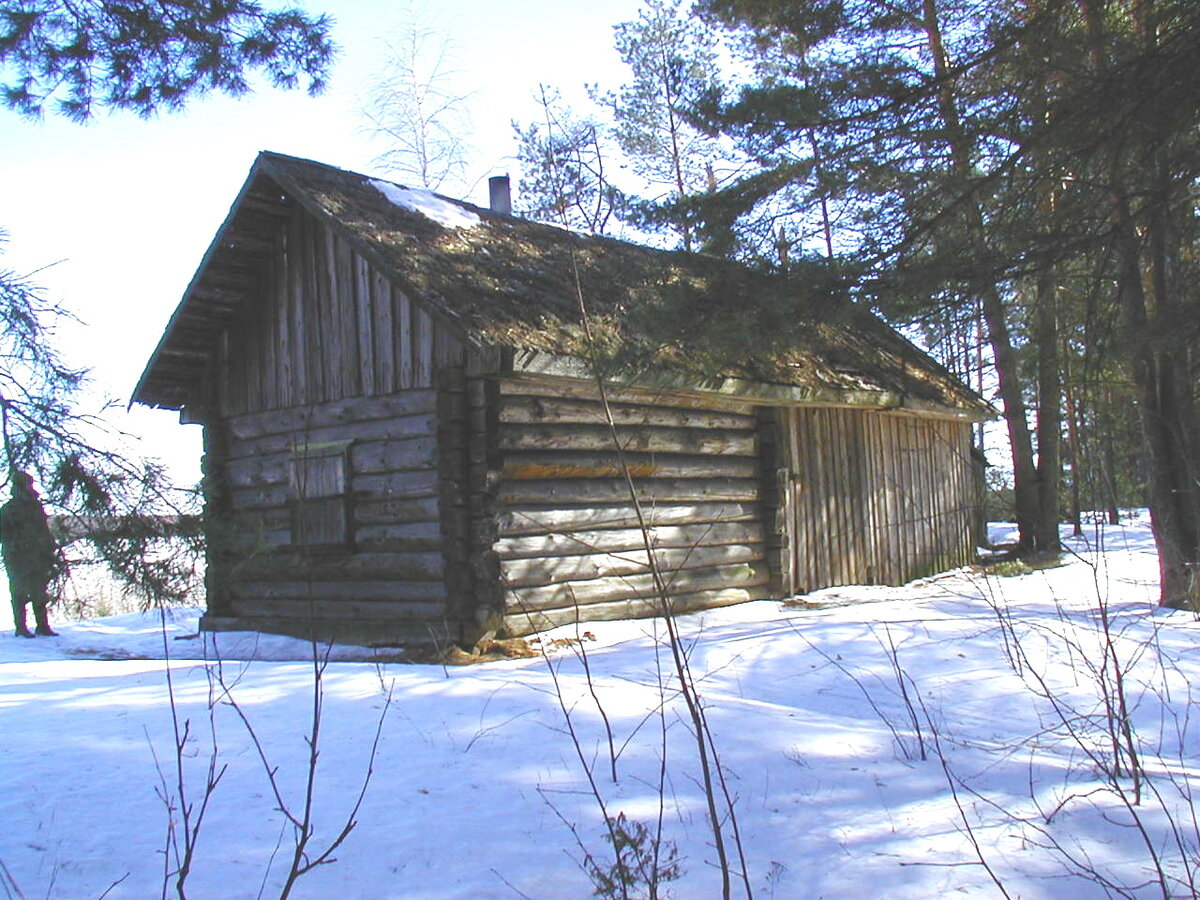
left=488, top=175, right=512, bottom=215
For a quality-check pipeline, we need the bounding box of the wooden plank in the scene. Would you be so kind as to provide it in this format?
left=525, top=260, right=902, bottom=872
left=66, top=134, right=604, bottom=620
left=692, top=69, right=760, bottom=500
left=499, top=451, right=757, bottom=482
left=355, top=254, right=376, bottom=396
left=275, top=230, right=293, bottom=409
left=337, top=234, right=362, bottom=398
left=497, top=423, right=757, bottom=456
left=414, top=305, right=434, bottom=387
left=234, top=550, right=445, bottom=582
left=500, top=376, right=757, bottom=414
left=232, top=578, right=447, bottom=601
left=497, top=501, right=760, bottom=537
left=316, top=226, right=341, bottom=401
left=352, top=436, right=438, bottom=474
left=225, top=390, right=438, bottom=440
left=287, top=215, right=309, bottom=406
left=500, top=543, right=763, bottom=589
left=228, top=413, right=437, bottom=460
left=354, top=495, right=441, bottom=525
left=230, top=483, right=290, bottom=510
left=356, top=520, right=444, bottom=551
left=396, top=287, right=413, bottom=389
left=225, top=443, right=439, bottom=490
left=500, top=395, right=756, bottom=430
left=497, top=477, right=760, bottom=505
left=861, top=413, right=883, bottom=583
left=501, top=586, right=766, bottom=636
left=260, top=257, right=279, bottom=412
left=505, top=561, right=770, bottom=612
left=303, top=216, right=327, bottom=403
left=229, top=595, right=447, bottom=618
left=494, top=520, right=765, bottom=559
left=354, top=469, right=440, bottom=499
left=373, top=270, right=395, bottom=392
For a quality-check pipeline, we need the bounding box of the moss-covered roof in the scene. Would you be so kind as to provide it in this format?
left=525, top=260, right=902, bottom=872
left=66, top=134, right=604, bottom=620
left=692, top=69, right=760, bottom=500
left=134, top=152, right=991, bottom=417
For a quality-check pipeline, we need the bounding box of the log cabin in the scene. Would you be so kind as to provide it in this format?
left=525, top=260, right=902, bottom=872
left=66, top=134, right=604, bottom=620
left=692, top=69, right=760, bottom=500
left=133, top=152, right=992, bottom=646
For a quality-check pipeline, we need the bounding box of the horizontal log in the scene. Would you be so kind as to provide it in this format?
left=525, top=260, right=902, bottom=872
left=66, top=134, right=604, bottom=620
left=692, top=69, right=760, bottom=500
left=223, top=435, right=438, bottom=490
left=494, top=520, right=765, bottom=559
left=227, top=468, right=440, bottom=511
left=354, top=495, right=441, bottom=526
left=224, top=389, right=438, bottom=441
left=356, top=520, right=444, bottom=552
left=499, top=543, right=763, bottom=588
left=497, top=477, right=760, bottom=505
left=231, top=579, right=447, bottom=602
left=504, top=561, right=769, bottom=612
left=500, top=395, right=756, bottom=430
left=500, top=377, right=756, bottom=415
left=230, top=483, right=290, bottom=511
left=501, top=586, right=768, bottom=636
left=201, top=613, right=453, bottom=648
left=233, top=551, right=445, bottom=582
left=497, top=501, right=759, bottom=537
left=352, top=437, right=438, bottom=475
left=355, top=469, right=440, bottom=498
left=498, top=423, right=756, bottom=457
left=226, top=412, right=437, bottom=462
left=499, top=451, right=757, bottom=482
left=228, top=597, right=447, bottom=621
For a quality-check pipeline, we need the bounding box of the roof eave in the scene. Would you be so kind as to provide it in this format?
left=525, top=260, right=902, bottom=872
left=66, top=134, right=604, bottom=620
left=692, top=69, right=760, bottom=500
left=511, top=350, right=993, bottom=421
left=131, top=153, right=281, bottom=411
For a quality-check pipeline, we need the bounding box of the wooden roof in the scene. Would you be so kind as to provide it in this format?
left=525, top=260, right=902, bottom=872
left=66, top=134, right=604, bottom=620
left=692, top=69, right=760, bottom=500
left=134, top=152, right=991, bottom=417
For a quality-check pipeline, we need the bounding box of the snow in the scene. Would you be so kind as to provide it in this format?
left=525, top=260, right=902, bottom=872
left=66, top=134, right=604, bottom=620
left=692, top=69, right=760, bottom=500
left=2, top=513, right=1197, bottom=899
left=370, top=179, right=482, bottom=230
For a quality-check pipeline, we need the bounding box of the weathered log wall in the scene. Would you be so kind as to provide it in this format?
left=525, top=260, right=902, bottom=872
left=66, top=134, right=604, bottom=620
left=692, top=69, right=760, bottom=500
left=202, top=387, right=455, bottom=644
left=196, top=206, right=481, bottom=643
left=486, top=378, right=771, bottom=635
left=777, top=407, right=977, bottom=591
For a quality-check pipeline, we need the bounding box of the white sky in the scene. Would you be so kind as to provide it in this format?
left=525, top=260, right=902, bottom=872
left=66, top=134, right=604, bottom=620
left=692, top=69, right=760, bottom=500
left=0, top=0, right=643, bottom=483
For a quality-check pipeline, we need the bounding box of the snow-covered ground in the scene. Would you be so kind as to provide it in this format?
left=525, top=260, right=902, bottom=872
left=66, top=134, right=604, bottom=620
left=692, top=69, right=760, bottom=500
left=2, top=514, right=1196, bottom=899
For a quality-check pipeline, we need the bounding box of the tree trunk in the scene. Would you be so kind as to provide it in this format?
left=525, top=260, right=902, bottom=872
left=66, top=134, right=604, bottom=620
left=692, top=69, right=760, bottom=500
left=1081, top=0, right=1200, bottom=608
left=1033, top=267, right=1063, bottom=551
left=1112, top=189, right=1200, bottom=608
left=1062, top=341, right=1084, bottom=536
left=921, top=0, right=1041, bottom=553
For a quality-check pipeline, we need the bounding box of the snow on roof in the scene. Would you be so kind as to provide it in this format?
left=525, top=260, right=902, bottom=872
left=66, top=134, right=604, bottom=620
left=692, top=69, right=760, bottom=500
left=369, top=178, right=481, bottom=230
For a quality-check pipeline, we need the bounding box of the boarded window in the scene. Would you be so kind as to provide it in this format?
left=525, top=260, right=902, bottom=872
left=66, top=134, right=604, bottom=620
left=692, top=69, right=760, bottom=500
left=290, top=440, right=354, bottom=551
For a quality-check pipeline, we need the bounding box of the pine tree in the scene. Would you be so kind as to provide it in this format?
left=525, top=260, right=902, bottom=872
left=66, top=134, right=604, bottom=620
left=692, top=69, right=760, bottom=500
left=601, top=0, right=727, bottom=250
left=514, top=86, right=621, bottom=234
left=2, top=0, right=335, bottom=611
left=1, top=239, right=199, bottom=610
left=0, top=0, right=333, bottom=120
left=691, top=0, right=1200, bottom=605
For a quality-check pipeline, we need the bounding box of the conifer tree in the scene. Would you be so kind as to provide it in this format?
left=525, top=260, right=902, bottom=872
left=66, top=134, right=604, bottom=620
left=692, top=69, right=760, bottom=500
left=514, top=87, right=621, bottom=234
left=690, top=0, right=1200, bottom=605
left=0, top=0, right=333, bottom=120
left=1, top=0, right=336, bottom=610
left=602, top=0, right=727, bottom=250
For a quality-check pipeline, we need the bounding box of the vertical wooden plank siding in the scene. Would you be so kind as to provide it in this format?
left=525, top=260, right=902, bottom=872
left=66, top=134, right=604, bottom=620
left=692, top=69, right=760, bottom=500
left=214, top=207, right=465, bottom=419
left=783, top=407, right=976, bottom=593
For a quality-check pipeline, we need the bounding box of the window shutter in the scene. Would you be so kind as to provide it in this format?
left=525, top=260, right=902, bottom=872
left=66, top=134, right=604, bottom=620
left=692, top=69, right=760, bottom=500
left=289, top=440, right=354, bottom=551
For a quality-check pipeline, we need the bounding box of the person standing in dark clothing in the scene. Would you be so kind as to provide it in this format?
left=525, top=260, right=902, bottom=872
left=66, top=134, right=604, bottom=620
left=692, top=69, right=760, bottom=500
left=1, top=469, right=59, bottom=637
